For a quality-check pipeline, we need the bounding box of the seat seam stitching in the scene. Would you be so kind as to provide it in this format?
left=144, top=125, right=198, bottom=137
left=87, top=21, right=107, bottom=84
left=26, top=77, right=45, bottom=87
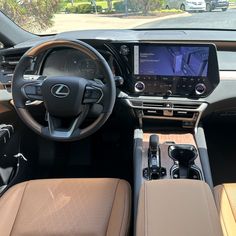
left=9, top=181, right=29, bottom=236
left=118, top=182, right=127, bottom=236
left=223, top=185, right=236, bottom=223
left=202, top=183, right=217, bottom=235
left=216, top=186, right=229, bottom=236
left=145, top=182, right=147, bottom=236
left=106, top=179, right=119, bottom=236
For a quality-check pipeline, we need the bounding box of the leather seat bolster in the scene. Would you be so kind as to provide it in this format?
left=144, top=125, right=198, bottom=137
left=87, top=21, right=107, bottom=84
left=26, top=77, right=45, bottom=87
left=0, top=181, right=28, bottom=236
left=0, top=178, right=131, bottom=236
left=107, top=179, right=131, bottom=236
left=214, top=184, right=236, bottom=236
left=136, top=179, right=223, bottom=236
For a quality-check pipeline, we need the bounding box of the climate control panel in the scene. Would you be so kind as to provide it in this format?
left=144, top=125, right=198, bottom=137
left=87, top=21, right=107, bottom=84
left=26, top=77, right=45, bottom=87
left=132, top=76, right=212, bottom=98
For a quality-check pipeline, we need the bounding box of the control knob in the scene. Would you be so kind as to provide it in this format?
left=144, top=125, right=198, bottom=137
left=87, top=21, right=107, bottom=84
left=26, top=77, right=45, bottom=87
left=119, top=45, right=130, bottom=56
left=195, top=83, right=206, bottom=95
left=134, top=81, right=145, bottom=92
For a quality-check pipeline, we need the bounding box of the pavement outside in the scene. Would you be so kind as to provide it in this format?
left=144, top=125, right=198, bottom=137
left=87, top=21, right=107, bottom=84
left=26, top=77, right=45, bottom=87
left=136, top=8, right=236, bottom=29
left=41, top=7, right=236, bottom=34
left=41, top=12, right=188, bottom=34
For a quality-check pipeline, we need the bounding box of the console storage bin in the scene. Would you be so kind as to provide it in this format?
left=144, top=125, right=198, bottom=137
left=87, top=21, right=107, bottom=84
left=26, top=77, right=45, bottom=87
left=136, top=179, right=223, bottom=236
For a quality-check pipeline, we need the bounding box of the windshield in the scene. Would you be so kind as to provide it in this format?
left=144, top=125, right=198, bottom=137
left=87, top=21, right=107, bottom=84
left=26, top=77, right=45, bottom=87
left=1, top=0, right=235, bottom=34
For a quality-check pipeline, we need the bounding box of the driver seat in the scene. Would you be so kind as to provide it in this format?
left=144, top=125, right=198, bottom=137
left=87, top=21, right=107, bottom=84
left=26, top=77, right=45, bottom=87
left=0, top=178, right=131, bottom=236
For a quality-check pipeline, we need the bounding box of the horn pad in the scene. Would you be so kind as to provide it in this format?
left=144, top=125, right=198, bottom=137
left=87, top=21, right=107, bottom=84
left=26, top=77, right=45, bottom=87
left=42, top=76, right=87, bottom=117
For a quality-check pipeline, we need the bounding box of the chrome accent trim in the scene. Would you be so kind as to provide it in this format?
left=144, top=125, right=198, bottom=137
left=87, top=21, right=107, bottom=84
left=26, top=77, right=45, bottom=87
left=51, top=84, right=70, bottom=98
left=134, top=81, right=145, bottom=92
left=90, top=85, right=104, bottom=104
left=195, top=83, right=207, bottom=95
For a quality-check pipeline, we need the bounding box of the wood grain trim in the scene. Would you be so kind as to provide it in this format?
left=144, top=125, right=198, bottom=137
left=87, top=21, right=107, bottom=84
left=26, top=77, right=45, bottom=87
left=143, top=132, right=196, bottom=146
left=26, top=40, right=97, bottom=60
left=0, top=103, right=11, bottom=113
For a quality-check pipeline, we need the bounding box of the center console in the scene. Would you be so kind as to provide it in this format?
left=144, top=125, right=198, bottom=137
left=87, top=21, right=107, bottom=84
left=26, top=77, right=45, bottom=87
left=121, top=42, right=220, bottom=231
left=133, top=129, right=214, bottom=218
left=142, top=132, right=203, bottom=181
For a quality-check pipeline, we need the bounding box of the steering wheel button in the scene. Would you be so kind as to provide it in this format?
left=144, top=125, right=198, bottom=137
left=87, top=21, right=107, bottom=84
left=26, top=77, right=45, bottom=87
left=91, top=90, right=102, bottom=99
left=25, top=86, right=36, bottom=95
left=84, top=88, right=93, bottom=98
left=36, top=86, right=42, bottom=95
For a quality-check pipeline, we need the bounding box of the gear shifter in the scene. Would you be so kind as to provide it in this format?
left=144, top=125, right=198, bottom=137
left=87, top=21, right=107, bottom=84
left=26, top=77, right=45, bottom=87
left=149, top=134, right=158, bottom=154
left=148, top=135, right=160, bottom=179
left=144, top=134, right=166, bottom=180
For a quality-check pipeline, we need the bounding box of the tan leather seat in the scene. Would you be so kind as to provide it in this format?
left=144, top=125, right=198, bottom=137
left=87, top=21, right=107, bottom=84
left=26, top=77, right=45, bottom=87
left=137, top=179, right=223, bottom=236
left=214, top=184, right=236, bottom=236
left=0, top=178, right=131, bottom=236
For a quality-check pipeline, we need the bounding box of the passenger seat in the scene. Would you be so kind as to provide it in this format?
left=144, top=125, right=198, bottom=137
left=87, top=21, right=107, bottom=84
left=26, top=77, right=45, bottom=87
left=214, top=184, right=236, bottom=236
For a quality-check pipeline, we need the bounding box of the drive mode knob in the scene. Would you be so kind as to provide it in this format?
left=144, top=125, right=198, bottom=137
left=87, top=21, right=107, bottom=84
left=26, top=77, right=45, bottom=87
left=134, top=81, right=145, bottom=92
left=195, top=83, right=206, bottom=95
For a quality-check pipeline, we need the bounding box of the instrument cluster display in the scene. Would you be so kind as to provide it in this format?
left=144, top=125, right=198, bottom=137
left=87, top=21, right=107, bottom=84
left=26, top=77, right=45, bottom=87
left=42, top=48, right=104, bottom=80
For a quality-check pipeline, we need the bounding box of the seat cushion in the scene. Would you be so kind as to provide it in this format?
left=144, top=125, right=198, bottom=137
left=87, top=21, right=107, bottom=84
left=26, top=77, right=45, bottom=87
left=0, top=178, right=131, bottom=236
left=214, top=184, right=236, bottom=236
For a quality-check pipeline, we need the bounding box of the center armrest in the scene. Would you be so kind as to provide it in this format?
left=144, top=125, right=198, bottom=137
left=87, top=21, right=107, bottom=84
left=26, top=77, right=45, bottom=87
left=136, top=179, right=223, bottom=236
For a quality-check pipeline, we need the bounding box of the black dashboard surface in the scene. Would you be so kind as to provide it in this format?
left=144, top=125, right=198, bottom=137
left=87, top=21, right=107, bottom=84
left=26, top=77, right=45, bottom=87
left=13, top=29, right=236, bottom=49
left=1, top=29, right=236, bottom=115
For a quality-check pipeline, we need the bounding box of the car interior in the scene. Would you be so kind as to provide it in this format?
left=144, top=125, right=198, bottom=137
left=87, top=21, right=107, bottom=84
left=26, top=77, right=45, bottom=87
left=1, top=9, right=236, bottom=236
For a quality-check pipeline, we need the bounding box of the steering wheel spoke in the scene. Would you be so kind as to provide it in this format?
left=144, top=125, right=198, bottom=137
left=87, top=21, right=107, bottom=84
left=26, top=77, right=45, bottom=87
left=83, top=79, right=111, bottom=113
left=21, top=76, right=46, bottom=101
left=46, top=109, right=88, bottom=139
left=83, top=82, right=104, bottom=105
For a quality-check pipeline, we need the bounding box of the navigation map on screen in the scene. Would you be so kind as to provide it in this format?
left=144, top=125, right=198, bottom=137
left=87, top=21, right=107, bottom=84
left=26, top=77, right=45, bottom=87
left=134, top=45, right=209, bottom=77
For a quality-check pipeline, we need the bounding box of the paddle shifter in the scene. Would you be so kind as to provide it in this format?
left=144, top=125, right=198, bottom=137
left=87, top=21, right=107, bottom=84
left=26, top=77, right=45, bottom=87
left=143, top=134, right=166, bottom=180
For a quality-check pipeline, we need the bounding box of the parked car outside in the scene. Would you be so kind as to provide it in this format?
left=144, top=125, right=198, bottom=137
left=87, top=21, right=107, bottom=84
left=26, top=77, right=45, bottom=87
left=165, top=0, right=206, bottom=12
left=205, top=0, right=229, bottom=11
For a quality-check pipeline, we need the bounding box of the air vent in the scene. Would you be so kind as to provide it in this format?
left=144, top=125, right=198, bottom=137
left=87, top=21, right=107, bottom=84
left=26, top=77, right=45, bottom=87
left=173, top=103, right=200, bottom=110
left=143, top=110, right=163, bottom=116
left=143, top=102, right=165, bottom=108
left=0, top=53, right=23, bottom=76
left=173, top=111, right=195, bottom=119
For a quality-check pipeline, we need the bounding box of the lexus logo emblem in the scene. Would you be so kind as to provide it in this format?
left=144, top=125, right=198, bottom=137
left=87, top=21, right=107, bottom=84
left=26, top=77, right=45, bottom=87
left=51, top=84, right=70, bottom=98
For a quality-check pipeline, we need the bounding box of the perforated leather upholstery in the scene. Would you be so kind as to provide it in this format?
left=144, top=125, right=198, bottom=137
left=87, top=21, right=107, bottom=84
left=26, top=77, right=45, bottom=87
left=0, top=178, right=131, bottom=236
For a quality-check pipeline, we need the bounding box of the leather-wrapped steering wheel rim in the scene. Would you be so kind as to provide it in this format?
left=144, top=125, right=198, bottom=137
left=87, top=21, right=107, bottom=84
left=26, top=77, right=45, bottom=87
left=12, top=39, right=116, bottom=141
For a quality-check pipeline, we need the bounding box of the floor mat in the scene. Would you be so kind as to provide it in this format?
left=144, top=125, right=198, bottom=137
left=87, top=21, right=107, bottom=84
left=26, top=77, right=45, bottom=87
left=44, top=122, right=134, bottom=186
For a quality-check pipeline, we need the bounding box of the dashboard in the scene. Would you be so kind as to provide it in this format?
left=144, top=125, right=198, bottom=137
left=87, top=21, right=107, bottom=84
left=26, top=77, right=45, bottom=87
left=1, top=29, right=236, bottom=128
left=40, top=43, right=219, bottom=98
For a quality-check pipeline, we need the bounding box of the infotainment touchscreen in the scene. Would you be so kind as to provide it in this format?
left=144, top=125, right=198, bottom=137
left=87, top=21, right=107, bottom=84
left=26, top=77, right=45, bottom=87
left=133, top=45, right=210, bottom=77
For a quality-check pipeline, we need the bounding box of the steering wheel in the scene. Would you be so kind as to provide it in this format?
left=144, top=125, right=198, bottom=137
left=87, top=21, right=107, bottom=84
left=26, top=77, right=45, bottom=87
left=12, top=39, right=116, bottom=141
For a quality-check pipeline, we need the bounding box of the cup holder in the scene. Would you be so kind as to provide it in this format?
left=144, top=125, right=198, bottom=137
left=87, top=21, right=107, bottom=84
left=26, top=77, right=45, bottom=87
left=169, top=144, right=197, bottom=165
left=169, top=144, right=203, bottom=180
